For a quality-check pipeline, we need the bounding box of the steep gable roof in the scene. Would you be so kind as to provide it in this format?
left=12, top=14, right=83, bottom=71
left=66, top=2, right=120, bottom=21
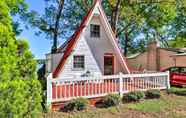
left=53, top=0, right=130, bottom=78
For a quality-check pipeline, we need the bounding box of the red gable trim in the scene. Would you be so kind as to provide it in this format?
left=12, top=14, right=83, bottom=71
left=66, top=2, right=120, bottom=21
left=98, top=5, right=131, bottom=74
left=53, top=2, right=97, bottom=78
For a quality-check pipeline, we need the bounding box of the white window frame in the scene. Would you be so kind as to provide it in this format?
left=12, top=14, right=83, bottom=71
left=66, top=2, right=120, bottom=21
left=73, top=55, right=85, bottom=70
left=90, top=24, right=100, bottom=38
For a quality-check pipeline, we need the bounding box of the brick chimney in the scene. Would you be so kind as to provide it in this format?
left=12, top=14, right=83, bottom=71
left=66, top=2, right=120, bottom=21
left=147, top=41, right=159, bottom=71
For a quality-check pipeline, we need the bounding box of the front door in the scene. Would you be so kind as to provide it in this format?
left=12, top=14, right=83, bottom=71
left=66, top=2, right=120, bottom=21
left=104, top=55, right=114, bottom=75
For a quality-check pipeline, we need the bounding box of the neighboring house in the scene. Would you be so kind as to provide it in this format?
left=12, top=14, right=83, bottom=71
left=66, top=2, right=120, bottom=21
left=45, top=0, right=130, bottom=79
left=127, top=41, right=186, bottom=72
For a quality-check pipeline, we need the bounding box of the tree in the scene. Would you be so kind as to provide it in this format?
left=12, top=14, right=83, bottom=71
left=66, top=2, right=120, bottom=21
left=26, top=0, right=66, bottom=53
left=71, top=0, right=177, bottom=55
left=168, top=0, right=186, bottom=48
left=0, top=0, right=42, bottom=117
left=169, top=32, right=186, bottom=48
left=27, top=0, right=179, bottom=55
left=107, top=0, right=176, bottom=55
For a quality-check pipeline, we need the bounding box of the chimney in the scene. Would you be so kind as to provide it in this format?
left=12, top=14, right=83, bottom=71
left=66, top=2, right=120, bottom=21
left=147, top=41, right=159, bottom=71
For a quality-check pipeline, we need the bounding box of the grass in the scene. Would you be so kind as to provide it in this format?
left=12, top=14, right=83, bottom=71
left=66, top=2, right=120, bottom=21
left=127, top=99, right=168, bottom=112
left=44, top=90, right=186, bottom=118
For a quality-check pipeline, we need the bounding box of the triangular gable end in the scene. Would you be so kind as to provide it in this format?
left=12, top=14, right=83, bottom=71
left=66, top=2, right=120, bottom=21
left=53, top=1, right=130, bottom=78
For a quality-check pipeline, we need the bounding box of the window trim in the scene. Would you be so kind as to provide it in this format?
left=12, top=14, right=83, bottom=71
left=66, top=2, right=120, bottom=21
left=73, top=55, right=85, bottom=70
left=90, top=24, right=100, bottom=38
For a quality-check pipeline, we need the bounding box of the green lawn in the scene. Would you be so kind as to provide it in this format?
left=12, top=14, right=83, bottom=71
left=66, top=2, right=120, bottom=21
left=127, top=99, right=168, bottom=112
left=43, top=89, right=186, bottom=118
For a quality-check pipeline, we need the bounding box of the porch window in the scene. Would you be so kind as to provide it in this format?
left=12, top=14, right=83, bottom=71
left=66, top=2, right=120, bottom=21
left=73, top=55, right=85, bottom=69
left=90, top=24, right=100, bottom=38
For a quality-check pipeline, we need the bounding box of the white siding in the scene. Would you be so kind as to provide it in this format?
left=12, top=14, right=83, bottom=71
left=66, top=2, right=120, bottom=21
left=84, top=16, right=123, bottom=74
left=57, top=15, right=124, bottom=79
left=57, top=35, right=102, bottom=79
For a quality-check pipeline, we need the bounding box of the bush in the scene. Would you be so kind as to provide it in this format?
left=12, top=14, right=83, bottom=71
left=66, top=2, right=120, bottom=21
left=123, top=91, right=145, bottom=102
left=167, top=87, right=186, bottom=96
left=145, top=89, right=161, bottom=99
left=63, top=97, right=88, bottom=112
left=63, top=100, right=76, bottom=112
left=103, top=94, right=121, bottom=107
left=74, top=97, right=89, bottom=111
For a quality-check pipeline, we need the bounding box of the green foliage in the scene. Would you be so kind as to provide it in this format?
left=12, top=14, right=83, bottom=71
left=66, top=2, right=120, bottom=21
left=123, top=91, right=145, bottom=102
left=102, top=94, right=121, bottom=107
left=64, top=98, right=88, bottom=112
left=24, top=0, right=184, bottom=55
left=26, top=0, right=80, bottom=52
left=169, top=34, right=186, bottom=48
left=0, top=0, right=42, bottom=117
left=145, top=89, right=161, bottom=99
left=168, top=87, right=186, bottom=96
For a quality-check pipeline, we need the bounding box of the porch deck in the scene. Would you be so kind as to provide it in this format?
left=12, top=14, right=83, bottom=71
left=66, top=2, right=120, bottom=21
left=47, top=72, right=170, bottom=104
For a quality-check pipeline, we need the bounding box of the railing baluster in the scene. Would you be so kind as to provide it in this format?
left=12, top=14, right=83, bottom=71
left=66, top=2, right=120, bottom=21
left=84, top=80, right=86, bottom=96
left=92, top=80, right=94, bottom=96
left=80, top=81, right=82, bottom=96
left=72, top=81, right=74, bottom=97
left=88, top=80, right=90, bottom=96
left=99, top=80, right=101, bottom=94
left=60, top=83, right=62, bottom=99
left=76, top=82, right=78, bottom=97
left=105, top=79, right=107, bottom=93
left=142, top=78, right=144, bottom=90
left=123, top=78, right=125, bottom=92
left=55, top=84, right=58, bottom=99
left=126, top=78, right=128, bottom=91
left=68, top=83, right=70, bottom=98
left=64, top=82, right=66, bottom=99
left=115, top=79, right=117, bottom=92
left=102, top=79, right=104, bottom=94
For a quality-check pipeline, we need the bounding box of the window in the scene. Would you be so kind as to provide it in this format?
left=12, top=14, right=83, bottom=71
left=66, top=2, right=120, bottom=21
left=73, top=55, right=85, bottom=69
left=90, top=24, right=100, bottom=37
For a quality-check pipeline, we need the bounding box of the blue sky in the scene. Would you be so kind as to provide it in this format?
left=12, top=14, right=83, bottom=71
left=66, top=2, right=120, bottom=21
left=18, top=0, right=51, bottom=59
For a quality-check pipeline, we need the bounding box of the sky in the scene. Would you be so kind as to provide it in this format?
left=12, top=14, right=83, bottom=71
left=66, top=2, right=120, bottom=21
left=18, top=0, right=52, bottom=59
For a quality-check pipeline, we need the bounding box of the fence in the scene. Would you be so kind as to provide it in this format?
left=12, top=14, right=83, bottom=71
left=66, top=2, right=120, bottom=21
left=47, top=71, right=170, bottom=105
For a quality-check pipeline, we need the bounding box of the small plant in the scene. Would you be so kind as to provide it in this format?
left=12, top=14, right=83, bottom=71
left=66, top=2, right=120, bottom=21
left=63, top=97, right=88, bottom=112
left=123, top=91, right=145, bottom=102
left=103, top=94, right=121, bottom=107
left=145, top=89, right=161, bottom=99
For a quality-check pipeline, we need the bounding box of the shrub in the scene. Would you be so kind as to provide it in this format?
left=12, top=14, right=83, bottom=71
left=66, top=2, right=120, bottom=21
left=74, top=97, right=89, bottom=111
left=103, top=94, right=121, bottom=107
left=167, top=87, right=186, bottom=96
left=123, top=91, right=145, bottom=102
left=63, top=97, right=88, bottom=112
left=145, top=89, right=161, bottom=99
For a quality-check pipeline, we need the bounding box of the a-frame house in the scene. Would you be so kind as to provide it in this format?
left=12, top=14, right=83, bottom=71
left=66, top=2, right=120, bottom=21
left=46, top=0, right=130, bottom=79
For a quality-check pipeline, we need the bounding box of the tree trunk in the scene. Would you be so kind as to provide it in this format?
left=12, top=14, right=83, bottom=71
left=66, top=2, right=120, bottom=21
left=110, top=0, right=121, bottom=35
left=52, top=0, right=64, bottom=53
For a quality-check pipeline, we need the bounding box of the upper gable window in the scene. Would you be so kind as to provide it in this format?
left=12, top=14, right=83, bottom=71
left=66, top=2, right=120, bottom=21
left=90, top=24, right=100, bottom=38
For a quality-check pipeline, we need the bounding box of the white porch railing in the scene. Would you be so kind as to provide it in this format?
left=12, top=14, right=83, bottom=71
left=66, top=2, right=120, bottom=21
left=47, top=71, right=170, bottom=105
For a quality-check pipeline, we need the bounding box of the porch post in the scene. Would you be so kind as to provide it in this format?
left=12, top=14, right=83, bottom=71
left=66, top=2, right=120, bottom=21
left=167, top=71, right=170, bottom=89
left=119, top=72, right=123, bottom=97
left=47, top=73, right=53, bottom=107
